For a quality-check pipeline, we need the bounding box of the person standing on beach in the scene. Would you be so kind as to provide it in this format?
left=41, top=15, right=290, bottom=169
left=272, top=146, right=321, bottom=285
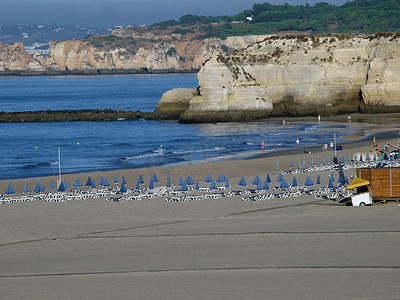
left=296, top=138, right=299, bottom=148
left=318, top=115, right=321, bottom=123
left=261, top=140, right=264, bottom=151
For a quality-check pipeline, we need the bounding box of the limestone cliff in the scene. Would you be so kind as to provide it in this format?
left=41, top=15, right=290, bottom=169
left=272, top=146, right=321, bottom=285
left=0, top=35, right=269, bottom=75
left=179, top=34, right=400, bottom=122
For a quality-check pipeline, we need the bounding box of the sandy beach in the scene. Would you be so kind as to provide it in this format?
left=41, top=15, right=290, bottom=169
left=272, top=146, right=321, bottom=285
left=0, top=118, right=399, bottom=299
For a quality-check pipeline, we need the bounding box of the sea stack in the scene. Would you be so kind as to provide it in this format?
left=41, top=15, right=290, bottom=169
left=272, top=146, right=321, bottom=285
left=177, top=34, right=400, bottom=122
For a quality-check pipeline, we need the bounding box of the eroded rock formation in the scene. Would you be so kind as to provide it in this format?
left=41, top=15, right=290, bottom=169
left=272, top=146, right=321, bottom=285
left=178, top=34, right=400, bottom=122
left=0, top=35, right=269, bottom=75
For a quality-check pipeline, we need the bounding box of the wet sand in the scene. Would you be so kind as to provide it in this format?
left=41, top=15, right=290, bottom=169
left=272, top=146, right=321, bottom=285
left=0, top=120, right=399, bottom=299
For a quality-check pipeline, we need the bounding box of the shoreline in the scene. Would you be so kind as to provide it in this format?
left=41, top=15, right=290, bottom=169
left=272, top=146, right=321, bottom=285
left=1, top=120, right=399, bottom=195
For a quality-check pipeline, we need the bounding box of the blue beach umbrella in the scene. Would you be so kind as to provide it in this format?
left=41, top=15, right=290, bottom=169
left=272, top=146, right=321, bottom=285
left=225, top=179, right=230, bottom=188
left=290, top=159, right=294, bottom=169
left=34, top=180, right=46, bottom=193
left=276, top=159, right=279, bottom=169
left=103, top=176, right=111, bottom=188
left=311, top=157, right=314, bottom=166
left=266, top=173, right=271, bottom=183
left=185, top=175, right=195, bottom=185
left=345, top=176, right=349, bottom=185
left=181, top=181, right=188, bottom=191
left=50, top=178, right=55, bottom=190
left=92, top=178, right=96, bottom=189
left=333, top=155, right=339, bottom=164
left=23, top=180, right=30, bottom=194
left=73, top=177, right=82, bottom=189
left=166, top=171, right=171, bottom=188
left=302, top=157, right=306, bottom=167
left=328, top=177, right=334, bottom=189
left=209, top=180, right=217, bottom=190
left=317, top=174, right=321, bottom=185
left=261, top=178, right=270, bottom=190
left=330, top=171, right=335, bottom=182
left=195, top=179, right=200, bottom=190
left=256, top=181, right=262, bottom=190
left=298, top=158, right=301, bottom=169
left=149, top=179, right=154, bottom=190
left=151, top=172, right=159, bottom=183
left=373, top=152, right=377, bottom=161
left=122, top=174, right=127, bottom=185
left=85, top=176, right=93, bottom=187
left=277, top=172, right=283, bottom=183
left=62, top=178, right=69, bottom=189
left=135, top=178, right=141, bottom=190
left=279, top=177, right=289, bottom=189
left=322, top=157, right=326, bottom=165
left=292, top=176, right=298, bottom=188
left=349, top=153, right=352, bottom=162
left=252, top=175, right=261, bottom=186
left=179, top=175, right=183, bottom=186
left=359, top=154, right=363, bottom=162
left=217, top=173, right=227, bottom=183
left=204, top=172, right=213, bottom=183
left=317, top=157, right=321, bottom=166
left=114, top=173, right=119, bottom=184
left=304, top=175, right=314, bottom=187
left=57, top=180, right=66, bottom=192
left=120, top=183, right=127, bottom=193
left=99, top=175, right=104, bottom=186
left=137, top=173, right=144, bottom=185
left=238, top=176, right=247, bottom=187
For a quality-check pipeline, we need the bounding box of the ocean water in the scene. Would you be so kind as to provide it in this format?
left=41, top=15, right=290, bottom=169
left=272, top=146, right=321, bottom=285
left=0, top=74, right=363, bottom=180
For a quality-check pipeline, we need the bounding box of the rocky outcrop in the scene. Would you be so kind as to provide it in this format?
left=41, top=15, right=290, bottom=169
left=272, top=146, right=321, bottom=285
left=178, top=34, right=400, bottom=122
left=155, top=88, right=198, bottom=119
left=0, top=35, right=269, bottom=75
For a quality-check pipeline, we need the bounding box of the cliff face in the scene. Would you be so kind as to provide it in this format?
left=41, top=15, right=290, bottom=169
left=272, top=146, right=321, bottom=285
left=0, top=35, right=269, bottom=75
left=179, top=34, right=400, bottom=122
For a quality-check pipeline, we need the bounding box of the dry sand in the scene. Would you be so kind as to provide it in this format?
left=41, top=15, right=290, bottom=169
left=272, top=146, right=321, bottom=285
left=0, top=121, right=399, bottom=299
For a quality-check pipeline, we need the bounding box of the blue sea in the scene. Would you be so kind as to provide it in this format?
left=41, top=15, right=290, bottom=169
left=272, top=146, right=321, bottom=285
left=0, top=74, right=364, bottom=180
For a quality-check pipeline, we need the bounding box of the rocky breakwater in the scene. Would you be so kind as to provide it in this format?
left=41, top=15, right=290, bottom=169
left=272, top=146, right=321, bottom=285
left=0, top=34, right=269, bottom=75
left=177, top=34, right=400, bottom=122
